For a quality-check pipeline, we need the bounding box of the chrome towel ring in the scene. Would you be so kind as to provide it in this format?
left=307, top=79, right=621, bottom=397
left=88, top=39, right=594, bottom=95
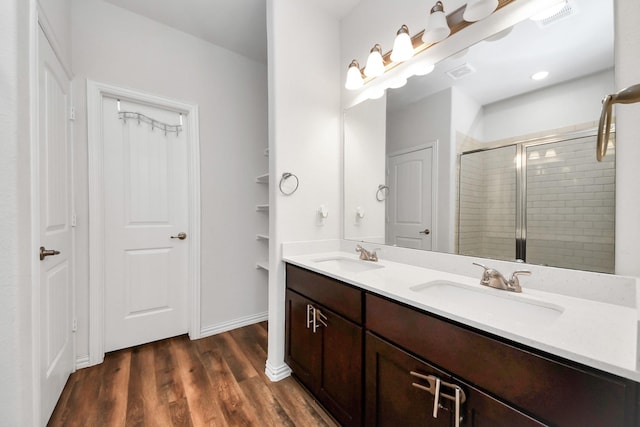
left=279, top=172, right=299, bottom=195
left=376, top=184, right=389, bottom=201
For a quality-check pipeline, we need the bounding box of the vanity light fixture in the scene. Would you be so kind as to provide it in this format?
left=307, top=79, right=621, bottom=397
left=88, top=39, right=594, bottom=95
left=345, top=60, right=364, bottom=90
left=364, top=44, right=385, bottom=77
left=463, top=0, right=499, bottom=22
left=422, top=1, right=451, bottom=44
left=390, top=25, right=414, bottom=63
left=343, top=0, right=514, bottom=91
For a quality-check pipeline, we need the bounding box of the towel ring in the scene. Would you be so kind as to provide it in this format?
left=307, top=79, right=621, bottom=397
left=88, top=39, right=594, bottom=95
left=376, top=185, right=389, bottom=201
left=279, top=172, right=299, bottom=196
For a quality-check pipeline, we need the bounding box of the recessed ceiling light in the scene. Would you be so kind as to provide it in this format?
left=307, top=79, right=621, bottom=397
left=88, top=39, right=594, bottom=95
left=531, top=71, right=549, bottom=81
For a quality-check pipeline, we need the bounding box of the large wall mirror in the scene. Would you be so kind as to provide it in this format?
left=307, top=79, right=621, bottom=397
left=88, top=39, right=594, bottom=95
left=343, top=0, right=615, bottom=273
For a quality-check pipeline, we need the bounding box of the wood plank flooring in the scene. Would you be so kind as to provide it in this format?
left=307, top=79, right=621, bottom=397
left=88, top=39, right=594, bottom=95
left=48, top=322, right=338, bottom=427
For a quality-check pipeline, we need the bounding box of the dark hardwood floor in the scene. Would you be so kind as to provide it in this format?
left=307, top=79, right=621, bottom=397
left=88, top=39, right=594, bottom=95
left=48, top=322, right=338, bottom=426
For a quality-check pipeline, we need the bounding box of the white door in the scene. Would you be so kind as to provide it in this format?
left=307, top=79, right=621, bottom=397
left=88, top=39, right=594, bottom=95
left=387, top=147, right=434, bottom=250
left=37, top=28, right=74, bottom=424
left=102, top=96, right=189, bottom=352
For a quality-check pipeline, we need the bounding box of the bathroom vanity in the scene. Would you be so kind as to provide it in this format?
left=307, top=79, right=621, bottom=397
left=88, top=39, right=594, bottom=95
left=283, top=250, right=640, bottom=427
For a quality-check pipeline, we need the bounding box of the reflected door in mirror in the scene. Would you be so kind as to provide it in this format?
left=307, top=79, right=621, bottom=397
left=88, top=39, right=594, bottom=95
left=387, top=146, right=434, bottom=250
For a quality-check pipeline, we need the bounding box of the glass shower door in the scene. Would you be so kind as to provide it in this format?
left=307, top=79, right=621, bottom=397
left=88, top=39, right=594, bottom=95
left=458, top=146, right=517, bottom=261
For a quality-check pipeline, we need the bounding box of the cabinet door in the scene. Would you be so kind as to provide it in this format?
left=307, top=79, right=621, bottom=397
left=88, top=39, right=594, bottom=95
left=317, top=306, right=363, bottom=427
left=458, top=378, right=548, bottom=427
left=285, top=290, right=321, bottom=392
left=365, top=332, right=452, bottom=427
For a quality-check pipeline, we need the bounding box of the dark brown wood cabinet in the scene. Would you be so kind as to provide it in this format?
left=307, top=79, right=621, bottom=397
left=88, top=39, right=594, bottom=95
left=285, top=263, right=638, bottom=427
left=365, top=332, right=546, bottom=427
left=365, top=332, right=453, bottom=427
left=366, top=293, right=637, bottom=427
left=285, top=265, right=363, bottom=427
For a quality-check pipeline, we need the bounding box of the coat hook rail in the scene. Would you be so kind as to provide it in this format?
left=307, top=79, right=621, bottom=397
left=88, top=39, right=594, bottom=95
left=117, top=99, right=183, bottom=136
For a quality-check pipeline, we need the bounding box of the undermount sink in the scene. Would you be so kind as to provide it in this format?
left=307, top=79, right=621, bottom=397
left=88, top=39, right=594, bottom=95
left=313, top=256, right=384, bottom=273
left=410, top=280, right=564, bottom=324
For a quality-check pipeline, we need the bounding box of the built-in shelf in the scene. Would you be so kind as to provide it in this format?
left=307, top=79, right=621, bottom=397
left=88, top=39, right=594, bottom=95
left=256, top=147, right=269, bottom=274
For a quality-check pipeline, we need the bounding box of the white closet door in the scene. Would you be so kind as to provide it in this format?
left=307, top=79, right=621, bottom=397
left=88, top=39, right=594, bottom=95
left=103, top=97, right=189, bottom=352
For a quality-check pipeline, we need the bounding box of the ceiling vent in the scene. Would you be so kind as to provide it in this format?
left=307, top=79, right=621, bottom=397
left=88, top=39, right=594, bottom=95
left=446, top=63, right=476, bottom=80
left=534, top=1, right=577, bottom=28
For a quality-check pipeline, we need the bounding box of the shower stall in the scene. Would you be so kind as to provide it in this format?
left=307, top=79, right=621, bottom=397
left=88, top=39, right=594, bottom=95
left=458, top=131, right=615, bottom=273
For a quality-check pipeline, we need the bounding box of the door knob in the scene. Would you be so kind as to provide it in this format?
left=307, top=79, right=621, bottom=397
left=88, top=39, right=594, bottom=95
left=170, top=232, right=187, bottom=240
left=419, top=228, right=431, bottom=235
left=40, top=246, right=60, bottom=261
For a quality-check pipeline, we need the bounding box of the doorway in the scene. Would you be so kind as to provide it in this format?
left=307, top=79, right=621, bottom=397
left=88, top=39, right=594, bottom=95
left=87, top=81, right=201, bottom=363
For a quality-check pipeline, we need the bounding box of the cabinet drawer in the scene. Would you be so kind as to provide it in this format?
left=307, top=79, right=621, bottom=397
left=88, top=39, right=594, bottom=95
left=366, top=293, right=635, bottom=427
left=286, top=264, right=363, bottom=324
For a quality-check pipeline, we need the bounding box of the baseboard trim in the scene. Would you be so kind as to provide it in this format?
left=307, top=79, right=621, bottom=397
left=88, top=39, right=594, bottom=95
left=198, top=311, right=269, bottom=338
left=75, top=355, right=90, bottom=370
left=265, top=360, right=292, bottom=382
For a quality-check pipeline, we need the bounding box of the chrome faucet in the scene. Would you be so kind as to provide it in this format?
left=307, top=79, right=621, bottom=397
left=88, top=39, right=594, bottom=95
left=472, top=262, right=531, bottom=293
left=355, top=244, right=378, bottom=262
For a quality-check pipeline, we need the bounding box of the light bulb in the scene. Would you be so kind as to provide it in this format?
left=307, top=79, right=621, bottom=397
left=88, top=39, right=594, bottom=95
left=463, top=0, right=499, bottom=22
left=364, top=44, right=385, bottom=77
left=390, top=25, right=414, bottom=63
left=422, top=1, right=451, bottom=44
left=345, top=60, right=364, bottom=90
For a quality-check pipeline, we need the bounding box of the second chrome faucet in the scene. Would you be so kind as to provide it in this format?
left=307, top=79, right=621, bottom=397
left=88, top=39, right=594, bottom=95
left=472, top=262, right=531, bottom=293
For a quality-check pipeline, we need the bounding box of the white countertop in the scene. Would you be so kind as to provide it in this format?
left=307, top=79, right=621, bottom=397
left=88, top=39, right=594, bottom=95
left=284, top=251, right=640, bottom=381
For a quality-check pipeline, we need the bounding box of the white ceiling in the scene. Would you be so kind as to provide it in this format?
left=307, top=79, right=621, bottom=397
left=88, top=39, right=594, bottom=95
left=103, top=0, right=361, bottom=64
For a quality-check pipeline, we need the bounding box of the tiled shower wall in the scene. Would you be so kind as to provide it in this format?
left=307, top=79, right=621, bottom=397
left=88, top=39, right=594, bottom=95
left=458, top=135, right=615, bottom=273
left=526, top=136, right=615, bottom=273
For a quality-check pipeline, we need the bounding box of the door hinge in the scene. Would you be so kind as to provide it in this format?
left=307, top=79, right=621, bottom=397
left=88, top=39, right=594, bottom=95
left=72, top=318, right=77, bottom=332
left=68, top=106, right=76, bottom=121
left=71, top=213, right=77, bottom=227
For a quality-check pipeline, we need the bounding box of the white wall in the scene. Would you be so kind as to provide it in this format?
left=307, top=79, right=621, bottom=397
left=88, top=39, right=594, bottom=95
left=482, top=70, right=614, bottom=142
left=71, top=0, right=269, bottom=361
left=37, top=0, right=71, bottom=69
left=266, top=0, right=342, bottom=379
left=344, top=95, right=386, bottom=242
left=386, top=89, right=454, bottom=252
left=0, top=1, right=33, bottom=425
